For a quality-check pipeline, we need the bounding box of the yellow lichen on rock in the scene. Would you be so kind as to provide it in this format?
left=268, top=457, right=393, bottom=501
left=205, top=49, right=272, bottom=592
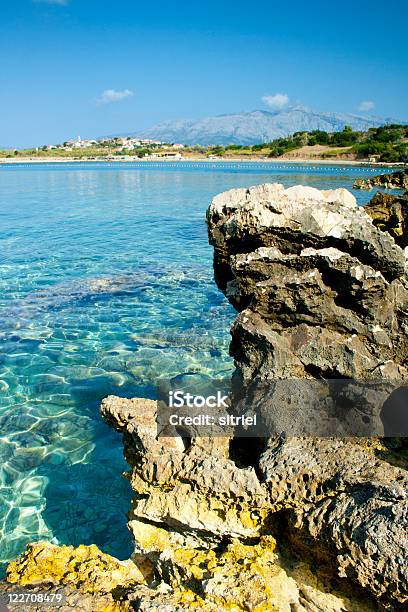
left=165, top=536, right=297, bottom=611
left=131, top=526, right=299, bottom=612
left=6, top=541, right=145, bottom=594
left=198, top=536, right=297, bottom=612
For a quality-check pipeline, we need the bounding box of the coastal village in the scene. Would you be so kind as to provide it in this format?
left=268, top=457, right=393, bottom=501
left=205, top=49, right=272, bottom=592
left=42, top=135, right=186, bottom=160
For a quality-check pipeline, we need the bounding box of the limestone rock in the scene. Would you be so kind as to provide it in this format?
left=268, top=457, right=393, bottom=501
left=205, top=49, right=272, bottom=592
left=259, top=437, right=408, bottom=604
left=101, top=395, right=269, bottom=541
left=207, top=182, right=408, bottom=607
left=208, top=183, right=408, bottom=383
left=207, top=183, right=405, bottom=292
left=99, top=397, right=379, bottom=612
left=3, top=541, right=147, bottom=610
left=0, top=581, right=125, bottom=612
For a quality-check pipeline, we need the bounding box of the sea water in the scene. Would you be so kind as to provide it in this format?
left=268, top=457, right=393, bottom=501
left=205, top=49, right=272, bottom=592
left=0, top=161, right=394, bottom=570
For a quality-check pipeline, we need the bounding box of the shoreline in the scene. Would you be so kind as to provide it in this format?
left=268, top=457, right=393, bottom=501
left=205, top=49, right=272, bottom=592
left=0, top=156, right=406, bottom=168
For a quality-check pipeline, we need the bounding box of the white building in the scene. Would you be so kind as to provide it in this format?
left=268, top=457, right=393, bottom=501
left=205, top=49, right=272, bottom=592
left=140, top=139, right=163, bottom=145
left=65, top=136, right=97, bottom=149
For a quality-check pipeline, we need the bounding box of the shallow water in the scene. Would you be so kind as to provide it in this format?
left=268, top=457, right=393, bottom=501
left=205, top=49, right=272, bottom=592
left=0, top=161, right=394, bottom=569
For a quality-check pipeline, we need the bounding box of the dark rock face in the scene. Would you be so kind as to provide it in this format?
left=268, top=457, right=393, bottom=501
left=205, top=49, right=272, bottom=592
left=353, top=168, right=408, bottom=191
left=365, top=191, right=408, bottom=249
left=207, top=183, right=408, bottom=607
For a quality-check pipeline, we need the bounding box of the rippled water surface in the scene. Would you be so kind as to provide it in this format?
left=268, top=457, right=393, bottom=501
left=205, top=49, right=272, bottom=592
left=0, top=161, right=392, bottom=568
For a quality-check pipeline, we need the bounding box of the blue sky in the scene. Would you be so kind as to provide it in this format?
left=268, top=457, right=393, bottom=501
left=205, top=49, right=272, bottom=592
left=1, top=0, right=407, bottom=147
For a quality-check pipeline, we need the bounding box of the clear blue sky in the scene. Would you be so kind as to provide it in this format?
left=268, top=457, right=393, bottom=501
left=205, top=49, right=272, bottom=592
left=1, top=0, right=407, bottom=148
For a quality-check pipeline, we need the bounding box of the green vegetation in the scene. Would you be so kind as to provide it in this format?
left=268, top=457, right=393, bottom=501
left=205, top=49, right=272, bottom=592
left=210, top=124, right=408, bottom=162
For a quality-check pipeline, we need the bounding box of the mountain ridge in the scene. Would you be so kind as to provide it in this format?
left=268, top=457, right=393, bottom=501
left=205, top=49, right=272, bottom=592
left=128, top=107, right=403, bottom=145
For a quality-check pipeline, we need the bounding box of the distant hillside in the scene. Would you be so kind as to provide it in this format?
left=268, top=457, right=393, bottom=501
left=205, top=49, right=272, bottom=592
left=215, top=124, right=408, bottom=163
left=134, top=106, right=400, bottom=146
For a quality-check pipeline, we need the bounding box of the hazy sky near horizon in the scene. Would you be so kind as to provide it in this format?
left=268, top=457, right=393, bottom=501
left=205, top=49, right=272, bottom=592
left=1, top=0, right=407, bottom=147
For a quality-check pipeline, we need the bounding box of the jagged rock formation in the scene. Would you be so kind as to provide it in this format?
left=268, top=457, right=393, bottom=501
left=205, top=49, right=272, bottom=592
left=3, top=183, right=408, bottom=610
left=207, top=183, right=408, bottom=606
left=354, top=168, right=408, bottom=191
left=99, top=396, right=379, bottom=611
left=208, top=183, right=408, bottom=381
left=6, top=542, right=145, bottom=591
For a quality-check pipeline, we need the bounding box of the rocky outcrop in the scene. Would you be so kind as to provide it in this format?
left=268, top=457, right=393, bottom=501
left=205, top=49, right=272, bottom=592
left=207, top=183, right=408, bottom=606
left=2, top=397, right=381, bottom=611
left=364, top=191, right=408, bottom=249
left=352, top=166, right=408, bottom=261
left=353, top=168, right=408, bottom=191
left=99, top=396, right=379, bottom=611
left=259, top=437, right=408, bottom=604
left=6, top=542, right=145, bottom=592
left=208, top=183, right=408, bottom=382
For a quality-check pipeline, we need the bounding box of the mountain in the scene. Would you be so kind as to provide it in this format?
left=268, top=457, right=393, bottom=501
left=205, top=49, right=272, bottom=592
left=134, top=106, right=399, bottom=146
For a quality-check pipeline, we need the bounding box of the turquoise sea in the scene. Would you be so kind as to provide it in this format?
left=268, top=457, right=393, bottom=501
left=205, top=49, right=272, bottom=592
left=0, top=161, right=395, bottom=570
